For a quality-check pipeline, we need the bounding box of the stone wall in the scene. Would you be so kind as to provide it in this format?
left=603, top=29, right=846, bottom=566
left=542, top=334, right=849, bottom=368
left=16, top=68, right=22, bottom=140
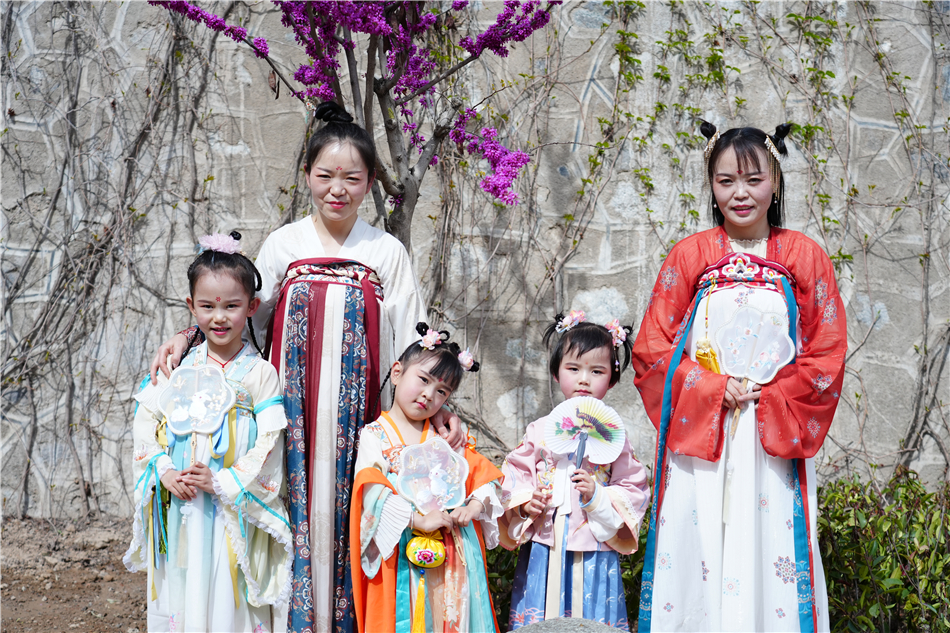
left=2, top=1, right=948, bottom=518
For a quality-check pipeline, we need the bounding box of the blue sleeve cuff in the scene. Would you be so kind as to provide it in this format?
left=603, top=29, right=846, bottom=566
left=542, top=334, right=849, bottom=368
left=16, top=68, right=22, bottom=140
left=254, top=395, right=283, bottom=415
left=579, top=484, right=600, bottom=509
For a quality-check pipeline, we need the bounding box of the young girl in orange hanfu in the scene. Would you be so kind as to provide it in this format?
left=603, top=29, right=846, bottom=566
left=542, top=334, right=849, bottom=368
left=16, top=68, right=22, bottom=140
left=350, top=323, right=503, bottom=633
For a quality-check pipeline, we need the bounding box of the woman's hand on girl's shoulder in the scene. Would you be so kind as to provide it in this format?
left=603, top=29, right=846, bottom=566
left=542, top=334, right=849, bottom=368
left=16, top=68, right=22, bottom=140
left=431, top=407, right=464, bottom=450
left=149, top=333, right=189, bottom=384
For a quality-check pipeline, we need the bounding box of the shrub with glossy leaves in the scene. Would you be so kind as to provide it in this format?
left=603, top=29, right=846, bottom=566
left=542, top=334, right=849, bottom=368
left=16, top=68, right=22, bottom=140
left=819, top=467, right=950, bottom=632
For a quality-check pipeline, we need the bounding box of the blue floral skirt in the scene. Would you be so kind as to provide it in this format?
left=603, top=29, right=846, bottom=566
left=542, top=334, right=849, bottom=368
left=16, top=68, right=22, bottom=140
left=509, top=539, right=629, bottom=630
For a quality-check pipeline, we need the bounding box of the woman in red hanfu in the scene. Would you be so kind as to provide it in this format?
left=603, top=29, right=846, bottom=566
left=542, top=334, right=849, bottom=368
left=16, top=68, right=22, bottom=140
left=632, top=121, right=846, bottom=632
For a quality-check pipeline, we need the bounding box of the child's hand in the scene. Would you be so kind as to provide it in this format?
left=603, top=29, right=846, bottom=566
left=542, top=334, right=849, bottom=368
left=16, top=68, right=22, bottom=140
left=450, top=499, right=484, bottom=527
left=571, top=469, right=596, bottom=505
left=160, top=469, right=195, bottom=501
left=179, top=462, right=215, bottom=495
left=413, top=510, right=453, bottom=533
left=520, top=487, right=551, bottom=520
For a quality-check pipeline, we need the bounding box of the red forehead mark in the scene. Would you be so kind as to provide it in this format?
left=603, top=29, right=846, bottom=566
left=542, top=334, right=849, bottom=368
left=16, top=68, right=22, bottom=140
left=216, top=297, right=221, bottom=302
left=336, top=166, right=343, bottom=170
left=737, top=169, right=743, bottom=174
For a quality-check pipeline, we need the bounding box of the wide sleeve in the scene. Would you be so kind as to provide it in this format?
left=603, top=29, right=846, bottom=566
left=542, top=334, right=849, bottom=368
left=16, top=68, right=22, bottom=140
left=598, top=440, right=651, bottom=554
left=251, top=229, right=290, bottom=343
left=353, top=426, right=411, bottom=577
left=631, top=241, right=730, bottom=462
left=123, top=375, right=174, bottom=573
left=756, top=240, right=847, bottom=458
left=378, top=238, right=427, bottom=354
left=243, top=361, right=289, bottom=435
left=497, top=421, right=542, bottom=549
left=462, top=447, right=505, bottom=550
left=130, top=376, right=175, bottom=484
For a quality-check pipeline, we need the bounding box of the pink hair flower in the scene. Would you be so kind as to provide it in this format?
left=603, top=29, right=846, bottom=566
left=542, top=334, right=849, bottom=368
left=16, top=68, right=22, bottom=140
left=198, top=233, right=241, bottom=255
left=458, top=348, right=475, bottom=371
left=420, top=329, right=442, bottom=350
left=605, top=318, right=627, bottom=348
left=556, top=310, right=586, bottom=333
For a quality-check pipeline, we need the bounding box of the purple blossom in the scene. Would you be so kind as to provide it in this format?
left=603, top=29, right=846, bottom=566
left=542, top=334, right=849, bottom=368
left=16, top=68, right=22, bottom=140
left=148, top=0, right=266, bottom=51
left=252, top=37, right=269, bottom=58
left=224, top=25, right=247, bottom=41
left=151, top=0, right=550, bottom=206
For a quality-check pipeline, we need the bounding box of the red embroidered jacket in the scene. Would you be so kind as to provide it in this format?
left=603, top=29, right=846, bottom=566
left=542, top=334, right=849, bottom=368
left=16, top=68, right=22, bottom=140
left=632, top=226, right=847, bottom=463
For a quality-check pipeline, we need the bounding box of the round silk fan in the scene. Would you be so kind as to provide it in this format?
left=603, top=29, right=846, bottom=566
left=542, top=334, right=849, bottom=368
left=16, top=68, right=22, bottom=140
left=395, top=437, right=469, bottom=514
left=714, top=305, right=795, bottom=386
left=544, top=396, right=626, bottom=465
left=158, top=365, right=235, bottom=436
left=714, top=305, right=795, bottom=438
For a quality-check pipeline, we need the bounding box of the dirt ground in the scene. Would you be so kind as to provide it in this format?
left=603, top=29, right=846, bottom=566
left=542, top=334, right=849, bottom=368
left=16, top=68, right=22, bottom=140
left=1, top=516, right=146, bottom=633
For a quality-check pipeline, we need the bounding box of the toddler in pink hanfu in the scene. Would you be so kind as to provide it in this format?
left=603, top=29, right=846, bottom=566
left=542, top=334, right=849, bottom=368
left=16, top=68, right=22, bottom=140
left=500, top=311, right=651, bottom=630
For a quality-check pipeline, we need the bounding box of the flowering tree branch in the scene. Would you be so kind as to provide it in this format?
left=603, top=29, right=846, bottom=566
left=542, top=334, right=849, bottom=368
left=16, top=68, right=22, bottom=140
left=150, top=0, right=559, bottom=248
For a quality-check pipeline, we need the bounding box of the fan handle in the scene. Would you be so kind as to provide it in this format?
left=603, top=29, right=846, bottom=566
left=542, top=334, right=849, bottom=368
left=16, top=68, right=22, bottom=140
left=575, top=431, right=588, bottom=469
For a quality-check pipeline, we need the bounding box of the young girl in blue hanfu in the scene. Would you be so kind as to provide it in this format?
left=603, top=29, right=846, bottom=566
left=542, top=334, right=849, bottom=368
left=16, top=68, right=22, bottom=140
left=500, top=312, right=651, bottom=630
left=124, top=232, right=292, bottom=632
left=350, top=324, right=504, bottom=633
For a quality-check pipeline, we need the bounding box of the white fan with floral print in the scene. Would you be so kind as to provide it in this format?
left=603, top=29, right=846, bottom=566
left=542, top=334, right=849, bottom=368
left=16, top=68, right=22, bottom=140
left=544, top=396, right=626, bottom=466
left=715, top=305, right=795, bottom=436
left=159, top=365, right=235, bottom=464
left=395, top=437, right=469, bottom=514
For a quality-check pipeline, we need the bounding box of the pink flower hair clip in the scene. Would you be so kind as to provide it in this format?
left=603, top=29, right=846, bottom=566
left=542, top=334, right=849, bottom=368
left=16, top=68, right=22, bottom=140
left=458, top=348, right=478, bottom=372
left=605, top=318, right=627, bottom=349
left=419, top=328, right=444, bottom=350
left=555, top=310, right=586, bottom=334
left=198, top=233, right=242, bottom=255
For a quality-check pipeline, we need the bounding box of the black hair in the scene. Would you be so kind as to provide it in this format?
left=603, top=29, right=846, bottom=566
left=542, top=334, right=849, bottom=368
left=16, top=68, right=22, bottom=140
left=699, top=121, right=792, bottom=228
left=391, top=323, right=479, bottom=394
left=186, top=230, right=264, bottom=355
left=542, top=314, right=634, bottom=388
left=305, top=102, right=377, bottom=178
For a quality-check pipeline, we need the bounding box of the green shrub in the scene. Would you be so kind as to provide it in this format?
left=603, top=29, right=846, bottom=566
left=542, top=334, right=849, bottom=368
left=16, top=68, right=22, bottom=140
left=819, top=466, right=950, bottom=632
left=487, top=545, right=520, bottom=631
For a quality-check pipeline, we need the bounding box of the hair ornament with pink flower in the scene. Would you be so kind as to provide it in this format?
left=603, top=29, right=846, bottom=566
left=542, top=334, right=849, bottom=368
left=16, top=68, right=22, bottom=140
left=457, top=348, right=479, bottom=373
left=416, top=322, right=449, bottom=350
left=555, top=310, right=586, bottom=333
left=412, top=322, right=480, bottom=373
left=604, top=318, right=629, bottom=349
left=198, top=231, right=243, bottom=255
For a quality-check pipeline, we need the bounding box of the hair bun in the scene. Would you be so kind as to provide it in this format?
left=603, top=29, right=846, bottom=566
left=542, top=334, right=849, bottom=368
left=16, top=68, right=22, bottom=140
left=772, top=122, right=792, bottom=154
left=229, top=230, right=242, bottom=241
left=699, top=119, right=718, bottom=140
left=313, top=101, right=354, bottom=125
left=415, top=322, right=430, bottom=337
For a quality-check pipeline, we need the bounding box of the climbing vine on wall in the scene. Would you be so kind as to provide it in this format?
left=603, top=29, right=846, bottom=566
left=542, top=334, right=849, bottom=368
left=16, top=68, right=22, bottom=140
left=1, top=1, right=948, bottom=520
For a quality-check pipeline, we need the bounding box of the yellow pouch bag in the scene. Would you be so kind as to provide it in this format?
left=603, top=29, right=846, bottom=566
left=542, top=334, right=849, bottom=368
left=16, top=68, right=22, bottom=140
left=406, top=529, right=445, bottom=568
left=695, top=282, right=722, bottom=374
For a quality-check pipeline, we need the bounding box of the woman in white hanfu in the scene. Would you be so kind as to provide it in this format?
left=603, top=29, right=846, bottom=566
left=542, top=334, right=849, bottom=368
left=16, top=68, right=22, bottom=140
left=631, top=122, right=847, bottom=632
